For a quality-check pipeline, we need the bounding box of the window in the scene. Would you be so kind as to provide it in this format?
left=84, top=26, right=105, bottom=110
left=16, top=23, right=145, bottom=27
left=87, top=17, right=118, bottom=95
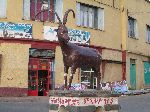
left=128, top=17, right=138, bottom=38
left=76, top=3, right=104, bottom=30
left=0, top=0, right=7, bottom=18
left=81, top=67, right=97, bottom=89
left=23, top=0, right=63, bottom=22
left=146, top=25, right=150, bottom=43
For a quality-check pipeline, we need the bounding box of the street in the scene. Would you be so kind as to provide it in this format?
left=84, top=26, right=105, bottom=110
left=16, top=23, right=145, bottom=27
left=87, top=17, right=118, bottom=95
left=0, top=96, right=49, bottom=112
left=119, top=93, right=150, bottom=112
left=0, top=94, right=150, bottom=112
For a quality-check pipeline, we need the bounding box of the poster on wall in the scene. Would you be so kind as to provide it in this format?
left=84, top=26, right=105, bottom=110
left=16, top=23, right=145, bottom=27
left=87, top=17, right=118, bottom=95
left=0, top=22, right=32, bottom=38
left=44, top=26, right=90, bottom=45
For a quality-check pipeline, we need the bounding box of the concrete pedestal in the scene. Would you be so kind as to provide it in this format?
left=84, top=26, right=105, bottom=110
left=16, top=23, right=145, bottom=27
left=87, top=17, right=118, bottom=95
left=49, top=90, right=120, bottom=112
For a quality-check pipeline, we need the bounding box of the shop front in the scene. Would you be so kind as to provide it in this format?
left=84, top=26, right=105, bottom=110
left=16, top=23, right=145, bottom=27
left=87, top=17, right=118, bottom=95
left=28, top=48, right=55, bottom=96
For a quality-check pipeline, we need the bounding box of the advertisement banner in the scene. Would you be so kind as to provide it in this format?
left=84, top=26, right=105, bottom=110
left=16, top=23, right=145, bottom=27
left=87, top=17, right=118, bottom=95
left=44, top=26, right=90, bottom=45
left=0, top=22, right=32, bottom=38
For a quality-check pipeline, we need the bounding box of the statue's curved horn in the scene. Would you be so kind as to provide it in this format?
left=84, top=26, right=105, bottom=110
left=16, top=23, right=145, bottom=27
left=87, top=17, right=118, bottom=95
left=53, top=11, right=62, bottom=24
left=63, top=9, right=75, bottom=25
left=34, top=9, right=47, bottom=20
left=34, top=9, right=62, bottom=24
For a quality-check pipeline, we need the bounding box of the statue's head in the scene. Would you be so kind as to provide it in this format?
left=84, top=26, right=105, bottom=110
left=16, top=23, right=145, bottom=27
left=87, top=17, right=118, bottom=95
left=35, top=9, right=75, bottom=44
left=54, top=9, right=75, bottom=44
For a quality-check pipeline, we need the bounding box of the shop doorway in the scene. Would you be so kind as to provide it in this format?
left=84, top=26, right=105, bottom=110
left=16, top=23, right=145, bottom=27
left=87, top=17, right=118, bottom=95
left=28, top=58, right=52, bottom=96
left=28, top=48, right=55, bottom=96
left=38, top=70, right=49, bottom=96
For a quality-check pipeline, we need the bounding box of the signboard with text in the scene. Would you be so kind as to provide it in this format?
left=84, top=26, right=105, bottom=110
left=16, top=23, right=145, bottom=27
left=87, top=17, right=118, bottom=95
left=49, top=97, right=118, bottom=107
left=44, top=26, right=90, bottom=45
left=0, top=22, right=32, bottom=38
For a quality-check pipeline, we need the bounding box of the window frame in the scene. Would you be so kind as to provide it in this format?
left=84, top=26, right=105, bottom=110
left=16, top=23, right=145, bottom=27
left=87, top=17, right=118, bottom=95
left=128, top=16, right=138, bottom=39
left=0, top=0, right=7, bottom=18
left=76, top=2, right=104, bottom=31
left=146, top=24, right=150, bottom=44
left=23, top=0, right=63, bottom=22
left=80, top=67, right=97, bottom=89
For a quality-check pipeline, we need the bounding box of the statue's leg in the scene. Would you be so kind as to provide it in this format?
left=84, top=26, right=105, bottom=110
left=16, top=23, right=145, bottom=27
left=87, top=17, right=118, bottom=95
left=64, top=66, right=69, bottom=89
left=68, top=66, right=76, bottom=89
left=90, top=71, right=94, bottom=89
left=97, top=72, right=101, bottom=90
left=96, top=68, right=101, bottom=90
left=68, top=74, right=73, bottom=90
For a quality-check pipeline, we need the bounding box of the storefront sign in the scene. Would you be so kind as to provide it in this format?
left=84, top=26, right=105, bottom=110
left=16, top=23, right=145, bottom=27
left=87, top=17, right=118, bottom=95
left=44, top=26, right=90, bottom=45
left=0, top=22, right=32, bottom=38
left=49, top=97, right=118, bottom=107
left=29, top=48, right=55, bottom=58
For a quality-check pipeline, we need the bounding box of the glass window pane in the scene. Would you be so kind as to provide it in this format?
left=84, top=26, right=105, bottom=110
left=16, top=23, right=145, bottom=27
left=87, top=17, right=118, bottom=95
left=88, top=8, right=94, bottom=28
left=55, top=0, right=63, bottom=22
left=128, top=17, right=136, bottom=37
left=23, top=0, right=30, bottom=20
left=79, top=3, right=100, bottom=28
left=0, top=0, right=7, bottom=18
left=147, top=25, right=150, bottom=42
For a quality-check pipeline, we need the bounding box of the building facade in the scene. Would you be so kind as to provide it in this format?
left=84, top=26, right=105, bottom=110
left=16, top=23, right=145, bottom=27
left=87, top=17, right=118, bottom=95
left=122, top=0, right=150, bottom=89
left=0, top=0, right=149, bottom=96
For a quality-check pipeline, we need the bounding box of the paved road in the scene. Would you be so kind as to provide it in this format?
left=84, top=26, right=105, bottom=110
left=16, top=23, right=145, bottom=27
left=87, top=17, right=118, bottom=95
left=119, top=93, right=150, bottom=112
left=0, top=94, right=150, bottom=112
left=0, top=96, right=49, bottom=112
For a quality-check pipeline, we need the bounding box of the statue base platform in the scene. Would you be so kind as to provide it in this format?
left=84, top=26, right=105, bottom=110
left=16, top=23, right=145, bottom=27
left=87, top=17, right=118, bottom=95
left=49, top=90, right=120, bottom=112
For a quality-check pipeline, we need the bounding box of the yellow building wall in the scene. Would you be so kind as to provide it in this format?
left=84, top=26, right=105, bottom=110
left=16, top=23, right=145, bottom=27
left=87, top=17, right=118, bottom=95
left=121, top=0, right=150, bottom=89
left=0, top=0, right=122, bottom=50
left=125, top=0, right=150, bottom=56
left=103, top=63, right=122, bottom=82
left=120, top=0, right=128, bottom=51
left=102, top=49, right=122, bottom=61
left=0, top=0, right=128, bottom=86
left=0, top=43, right=31, bottom=88
left=102, top=49, right=122, bottom=82
left=75, top=0, right=122, bottom=50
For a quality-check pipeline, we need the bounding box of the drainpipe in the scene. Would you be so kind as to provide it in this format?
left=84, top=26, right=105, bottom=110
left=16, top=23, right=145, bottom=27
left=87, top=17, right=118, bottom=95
left=121, top=0, right=128, bottom=80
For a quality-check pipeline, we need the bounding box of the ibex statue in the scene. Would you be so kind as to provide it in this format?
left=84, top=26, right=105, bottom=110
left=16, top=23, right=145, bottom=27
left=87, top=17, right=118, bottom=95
left=35, top=9, right=102, bottom=90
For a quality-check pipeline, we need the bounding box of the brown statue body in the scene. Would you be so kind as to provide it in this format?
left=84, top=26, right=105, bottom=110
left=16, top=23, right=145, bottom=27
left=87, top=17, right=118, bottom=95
left=55, top=9, right=102, bottom=90
left=35, top=9, right=102, bottom=90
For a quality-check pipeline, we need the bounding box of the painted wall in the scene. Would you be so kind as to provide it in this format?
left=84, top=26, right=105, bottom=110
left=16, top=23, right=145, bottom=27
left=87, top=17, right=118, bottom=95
left=121, top=0, right=150, bottom=89
left=0, top=0, right=122, bottom=50
left=123, top=0, right=150, bottom=56
left=0, top=43, right=31, bottom=88
left=103, top=63, right=122, bottom=82
left=0, top=0, right=124, bottom=86
left=4, top=0, right=150, bottom=88
left=102, top=49, right=122, bottom=61
left=75, top=0, right=122, bottom=50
